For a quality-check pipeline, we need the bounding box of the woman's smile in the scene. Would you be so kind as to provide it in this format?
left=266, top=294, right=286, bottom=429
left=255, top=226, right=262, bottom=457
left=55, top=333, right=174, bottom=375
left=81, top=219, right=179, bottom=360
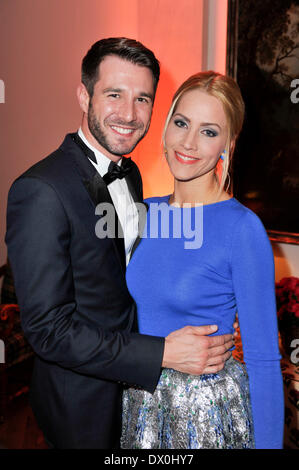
left=174, top=151, right=200, bottom=165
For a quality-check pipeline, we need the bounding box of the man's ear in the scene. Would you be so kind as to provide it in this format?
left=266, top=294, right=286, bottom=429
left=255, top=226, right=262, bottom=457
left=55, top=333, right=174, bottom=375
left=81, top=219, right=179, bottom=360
left=77, top=83, right=90, bottom=114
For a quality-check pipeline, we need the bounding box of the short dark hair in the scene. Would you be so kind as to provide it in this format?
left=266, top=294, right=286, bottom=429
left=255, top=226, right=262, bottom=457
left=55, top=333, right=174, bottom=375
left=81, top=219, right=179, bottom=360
left=81, top=37, right=160, bottom=98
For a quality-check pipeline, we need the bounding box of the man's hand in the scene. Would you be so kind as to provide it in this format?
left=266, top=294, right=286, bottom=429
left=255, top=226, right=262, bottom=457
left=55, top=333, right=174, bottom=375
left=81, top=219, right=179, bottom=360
left=162, top=324, right=235, bottom=375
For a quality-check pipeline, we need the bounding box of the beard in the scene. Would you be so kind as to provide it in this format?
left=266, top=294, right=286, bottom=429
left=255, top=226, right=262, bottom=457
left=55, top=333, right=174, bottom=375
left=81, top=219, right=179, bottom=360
left=87, top=102, right=150, bottom=157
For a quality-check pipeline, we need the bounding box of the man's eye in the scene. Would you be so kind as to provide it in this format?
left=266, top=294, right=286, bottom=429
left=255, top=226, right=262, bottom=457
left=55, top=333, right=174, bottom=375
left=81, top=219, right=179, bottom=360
left=174, top=119, right=187, bottom=128
left=108, top=94, right=120, bottom=98
left=137, top=97, right=149, bottom=103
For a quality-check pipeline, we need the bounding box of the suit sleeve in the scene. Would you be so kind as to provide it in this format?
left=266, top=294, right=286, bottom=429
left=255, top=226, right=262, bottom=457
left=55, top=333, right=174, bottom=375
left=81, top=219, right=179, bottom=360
left=231, top=210, right=284, bottom=449
left=5, top=176, right=164, bottom=392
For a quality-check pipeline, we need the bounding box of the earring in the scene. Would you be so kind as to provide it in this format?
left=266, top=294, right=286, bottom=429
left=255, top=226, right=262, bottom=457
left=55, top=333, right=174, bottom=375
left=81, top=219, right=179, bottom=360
left=163, top=148, right=168, bottom=158
left=220, top=150, right=226, bottom=160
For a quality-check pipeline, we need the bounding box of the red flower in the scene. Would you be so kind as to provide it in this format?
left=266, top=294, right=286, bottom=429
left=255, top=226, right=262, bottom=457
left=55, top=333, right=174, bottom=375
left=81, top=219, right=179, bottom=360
left=0, top=304, right=19, bottom=323
left=275, top=277, right=299, bottom=323
left=289, top=303, right=299, bottom=317
left=0, top=310, right=8, bottom=321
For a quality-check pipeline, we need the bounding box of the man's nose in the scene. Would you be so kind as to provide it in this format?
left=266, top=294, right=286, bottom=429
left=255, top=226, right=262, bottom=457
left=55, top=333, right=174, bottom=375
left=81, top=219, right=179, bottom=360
left=118, top=99, right=137, bottom=123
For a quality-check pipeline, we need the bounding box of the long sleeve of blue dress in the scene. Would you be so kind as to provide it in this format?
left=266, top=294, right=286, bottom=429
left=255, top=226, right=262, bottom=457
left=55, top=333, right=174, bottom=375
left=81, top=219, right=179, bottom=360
left=230, top=210, right=284, bottom=449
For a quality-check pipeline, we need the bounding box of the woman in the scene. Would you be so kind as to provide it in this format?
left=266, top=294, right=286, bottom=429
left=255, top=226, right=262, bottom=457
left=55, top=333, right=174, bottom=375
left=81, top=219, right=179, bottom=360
left=121, top=71, right=284, bottom=449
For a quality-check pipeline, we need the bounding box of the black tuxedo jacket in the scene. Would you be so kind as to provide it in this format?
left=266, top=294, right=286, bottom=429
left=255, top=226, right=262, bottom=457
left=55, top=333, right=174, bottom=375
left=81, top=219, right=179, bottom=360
left=5, top=133, right=164, bottom=448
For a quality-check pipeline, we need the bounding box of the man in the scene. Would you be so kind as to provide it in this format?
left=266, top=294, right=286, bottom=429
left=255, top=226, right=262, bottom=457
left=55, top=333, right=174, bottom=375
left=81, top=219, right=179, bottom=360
left=6, top=38, right=234, bottom=449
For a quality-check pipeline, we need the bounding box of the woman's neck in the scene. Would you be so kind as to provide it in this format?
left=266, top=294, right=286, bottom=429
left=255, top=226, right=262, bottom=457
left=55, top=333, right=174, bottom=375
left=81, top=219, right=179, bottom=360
left=169, top=174, right=230, bottom=207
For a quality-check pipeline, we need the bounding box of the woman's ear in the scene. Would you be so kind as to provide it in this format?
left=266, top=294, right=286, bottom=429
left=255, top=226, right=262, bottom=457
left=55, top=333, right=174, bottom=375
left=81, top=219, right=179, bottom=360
left=77, top=83, right=90, bottom=114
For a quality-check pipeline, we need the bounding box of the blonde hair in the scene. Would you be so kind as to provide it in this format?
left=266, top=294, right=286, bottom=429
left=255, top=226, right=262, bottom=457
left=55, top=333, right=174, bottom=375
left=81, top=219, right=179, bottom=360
left=162, top=71, right=245, bottom=194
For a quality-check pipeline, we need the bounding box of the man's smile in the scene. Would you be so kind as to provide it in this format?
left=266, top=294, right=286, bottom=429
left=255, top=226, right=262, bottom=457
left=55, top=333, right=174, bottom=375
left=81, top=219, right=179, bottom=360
left=110, top=125, right=137, bottom=136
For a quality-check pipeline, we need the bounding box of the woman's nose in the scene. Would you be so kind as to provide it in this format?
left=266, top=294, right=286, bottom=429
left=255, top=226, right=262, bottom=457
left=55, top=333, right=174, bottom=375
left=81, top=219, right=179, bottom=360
left=182, top=129, right=198, bottom=151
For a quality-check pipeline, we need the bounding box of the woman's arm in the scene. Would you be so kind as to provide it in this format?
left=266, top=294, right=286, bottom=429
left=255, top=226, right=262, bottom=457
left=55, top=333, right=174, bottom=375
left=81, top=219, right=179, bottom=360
left=231, top=210, right=284, bottom=449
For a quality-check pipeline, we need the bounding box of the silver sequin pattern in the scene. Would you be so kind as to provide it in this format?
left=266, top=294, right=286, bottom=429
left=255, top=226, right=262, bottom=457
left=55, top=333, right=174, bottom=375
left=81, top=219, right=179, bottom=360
left=121, top=357, right=255, bottom=449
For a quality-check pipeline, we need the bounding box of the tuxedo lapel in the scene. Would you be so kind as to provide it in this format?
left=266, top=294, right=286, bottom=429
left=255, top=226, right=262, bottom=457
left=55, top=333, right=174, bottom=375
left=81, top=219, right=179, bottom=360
left=85, top=173, right=127, bottom=272
left=64, top=133, right=126, bottom=272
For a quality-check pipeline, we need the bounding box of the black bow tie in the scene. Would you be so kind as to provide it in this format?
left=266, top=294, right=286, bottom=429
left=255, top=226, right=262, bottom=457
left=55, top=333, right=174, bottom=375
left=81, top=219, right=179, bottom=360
left=102, top=158, right=133, bottom=185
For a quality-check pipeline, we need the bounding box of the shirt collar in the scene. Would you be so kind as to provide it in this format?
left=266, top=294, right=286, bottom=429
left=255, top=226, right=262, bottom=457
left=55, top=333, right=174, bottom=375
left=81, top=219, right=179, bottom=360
left=78, top=127, right=122, bottom=176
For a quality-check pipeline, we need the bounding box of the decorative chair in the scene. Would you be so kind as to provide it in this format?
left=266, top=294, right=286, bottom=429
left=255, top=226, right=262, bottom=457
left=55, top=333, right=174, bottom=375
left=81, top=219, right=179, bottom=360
left=0, top=261, right=34, bottom=421
left=276, top=276, right=299, bottom=449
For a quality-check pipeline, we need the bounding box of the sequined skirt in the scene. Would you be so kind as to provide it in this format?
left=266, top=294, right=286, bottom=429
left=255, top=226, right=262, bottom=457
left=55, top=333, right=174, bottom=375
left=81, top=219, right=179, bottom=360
left=121, top=357, right=255, bottom=449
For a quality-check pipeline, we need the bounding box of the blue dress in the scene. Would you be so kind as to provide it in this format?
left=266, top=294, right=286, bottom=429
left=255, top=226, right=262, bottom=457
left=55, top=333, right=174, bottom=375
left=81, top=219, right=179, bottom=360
left=122, top=196, right=284, bottom=449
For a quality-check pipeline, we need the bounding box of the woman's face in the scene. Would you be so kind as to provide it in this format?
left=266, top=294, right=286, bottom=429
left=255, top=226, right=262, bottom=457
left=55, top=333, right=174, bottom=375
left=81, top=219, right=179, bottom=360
left=164, top=89, right=229, bottom=182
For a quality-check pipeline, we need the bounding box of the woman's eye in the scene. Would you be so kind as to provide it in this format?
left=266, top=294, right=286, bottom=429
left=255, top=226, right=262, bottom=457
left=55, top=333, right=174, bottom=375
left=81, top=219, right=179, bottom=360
left=202, top=129, right=218, bottom=137
left=174, top=119, right=187, bottom=128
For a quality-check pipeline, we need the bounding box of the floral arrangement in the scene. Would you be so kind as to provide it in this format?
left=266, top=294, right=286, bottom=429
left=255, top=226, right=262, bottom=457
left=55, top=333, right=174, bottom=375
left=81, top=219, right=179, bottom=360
left=275, top=276, right=299, bottom=328
left=0, top=304, right=19, bottom=336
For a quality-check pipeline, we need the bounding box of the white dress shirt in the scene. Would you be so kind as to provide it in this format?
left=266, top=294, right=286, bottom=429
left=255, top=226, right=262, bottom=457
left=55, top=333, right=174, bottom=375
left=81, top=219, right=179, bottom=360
left=78, top=128, right=139, bottom=266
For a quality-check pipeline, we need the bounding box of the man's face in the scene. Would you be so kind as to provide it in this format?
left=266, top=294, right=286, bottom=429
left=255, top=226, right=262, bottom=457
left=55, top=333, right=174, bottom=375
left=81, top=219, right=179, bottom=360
left=81, top=55, right=155, bottom=160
